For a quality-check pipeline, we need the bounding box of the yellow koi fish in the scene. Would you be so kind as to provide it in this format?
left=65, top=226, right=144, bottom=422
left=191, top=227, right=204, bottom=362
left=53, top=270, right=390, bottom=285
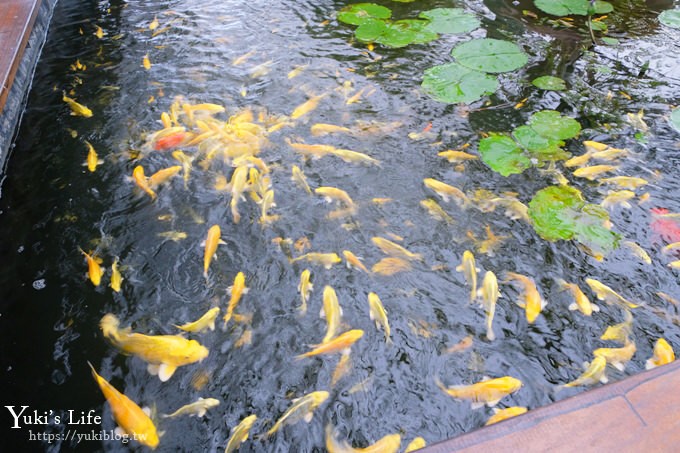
left=438, top=150, right=478, bottom=163
left=623, top=241, right=651, bottom=265
left=320, top=285, right=343, bottom=343
left=287, top=64, right=307, bottom=79
left=223, top=272, right=248, bottom=326
left=601, top=190, right=635, bottom=210
left=478, top=271, right=499, bottom=341
left=297, top=269, right=313, bottom=314
left=63, top=92, right=93, bottom=117
left=371, top=237, right=423, bottom=262
left=325, top=424, right=401, bottom=453
left=342, top=250, right=370, bottom=273
left=291, top=252, right=342, bottom=269
left=163, top=397, right=219, bottom=418
left=645, top=338, right=675, bottom=369
left=88, top=362, right=159, bottom=449
left=423, top=178, right=469, bottom=207
left=564, top=152, right=593, bottom=168
left=157, top=231, right=187, bottom=242
left=368, top=292, right=391, bottom=344
left=371, top=257, right=412, bottom=276
left=585, top=278, right=639, bottom=309
left=315, top=186, right=356, bottom=208
left=330, top=149, right=381, bottom=166
left=225, top=414, right=257, bottom=453
left=573, top=165, right=619, bottom=180
left=148, top=165, right=182, bottom=188
left=600, top=310, right=633, bottom=344
left=142, top=54, right=151, bottom=70
left=203, top=225, right=226, bottom=278
left=310, top=123, right=352, bottom=136
left=172, top=150, right=194, bottom=189
left=583, top=140, right=609, bottom=153
left=286, top=138, right=336, bottom=159
left=556, top=279, right=599, bottom=316
left=404, top=437, right=426, bottom=453
left=229, top=166, right=249, bottom=224
left=435, top=375, right=522, bottom=409
left=592, top=147, right=629, bottom=161
left=563, top=356, right=608, bottom=387
left=505, top=272, right=546, bottom=324
left=149, top=15, right=159, bottom=31
left=420, top=199, right=454, bottom=224
left=598, top=176, right=648, bottom=189
left=291, top=165, right=312, bottom=194
left=296, top=330, right=363, bottom=359
left=95, top=26, right=104, bottom=39
left=176, top=307, right=220, bottom=333
left=84, top=141, right=102, bottom=172
left=266, top=391, right=329, bottom=436
left=593, top=341, right=637, bottom=371
left=485, top=406, right=528, bottom=426
left=80, top=248, right=104, bottom=286
left=661, top=242, right=680, bottom=254
left=456, top=250, right=478, bottom=302
left=291, top=94, right=326, bottom=120
left=110, top=256, right=122, bottom=292
left=132, top=165, right=157, bottom=200
left=100, top=313, right=209, bottom=381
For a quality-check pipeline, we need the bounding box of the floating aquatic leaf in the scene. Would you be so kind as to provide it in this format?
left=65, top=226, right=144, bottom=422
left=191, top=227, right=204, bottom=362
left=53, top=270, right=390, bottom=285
left=527, top=110, right=581, bottom=141
left=419, top=8, right=480, bottom=34
left=478, top=135, right=532, bottom=176
left=658, top=10, right=680, bottom=29
left=513, top=126, right=570, bottom=160
left=532, top=75, right=566, bottom=91
left=355, top=19, right=389, bottom=42
left=451, top=39, right=528, bottom=74
left=421, top=62, right=498, bottom=104
left=528, top=185, right=619, bottom=255
left=338, top=3, right=392, bottom=26
left=671, top=108, right=680, bottom=133
left=390, top=19, right=438, bottom=45
left=534, top=0, right=613, bottom=16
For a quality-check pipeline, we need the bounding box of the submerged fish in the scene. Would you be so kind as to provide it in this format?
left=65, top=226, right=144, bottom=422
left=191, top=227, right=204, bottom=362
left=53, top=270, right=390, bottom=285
left=573, top=165, right=618, bottom=180
left=485, top=407, right=528, bottom=426
left=203, top=225, right=226, bottom=278
left=585, top=278, right=639, bottom=309
left=371, top=237, right=422, bottom=262
left=176, top=307, right=220, bottom=333
left=100, top=313, right=209, bottom=381
left=223, top=272, right=248, bottom=326
left=367, top=292, right=391, bottom=344
left=599, top=176, right=648, bottom=189
left=404, top=437, right=427, bottom=452
left=296, top=330, right=364, bottom=359
left=132, top=165, right=157, bottom=200
left=420, top=199, right=454, bottom=224
left=563, top=356, right=608, bottom=388
left=291, top=94, right=326, bottom=120
left=148, top=165, right=182, bottom=188
left=557, top=279, right=599, bottom=316
left=645, top=338, right=675, bottom=369
left=163, top=397, right=220, bottom=418
left=342, top=250, right=370, bottom=273
left=505, top=272, right=546, bottom=324
left=225, top=414, right=257, bottom=453
left=478, top=271, right=499, bottom=341
left=330, top=148, right=381, bottom=166
left=325, top=424, right=401, bottom=453
left=320, top=285, right=343, bottom=344
left=298, top=269, right=313, bottom=314
left=371, top=257, right=412, bottom=276
left=291, top=252, right=342, bottom=269
left=593, top=341, right=637, bottom=371
left=291, top=165, right=312, bottom=194
left=84, top=141, right=102, bottom=172
left=600, top=310, right=633, bottom=344
left=310, top=123, right=352, bottom=136
left=110, top=256, right=123, bottom=292
left=435, top=375, right=522, bottom=409
left=423, top=178, right=469, bottom=207
left=456, top=250, right=478, bottom=302
left=266, top=391, right=329, bottom=436
left=80, top=248, right=104, bottom=287
left=63, top=92, right=93, bottom=117
left=89, top=362, right=159, bottom=449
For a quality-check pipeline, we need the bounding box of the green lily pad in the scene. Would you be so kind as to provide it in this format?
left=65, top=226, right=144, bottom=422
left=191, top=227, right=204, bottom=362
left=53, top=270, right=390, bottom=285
left=671, top=108, right=680, bottom=133
left=532, top=75, right=566, bottom=91
left=421, top=62, right=498, bottom=104
left=478, top=135, right=533, bottom=176
left=659, top=10, right=680, bottom=29
left=451, top=39, right=528, bottom=74
left=513, top=125, right=570, bottom=160
left=419, top=8, right=480, bottom=34
left=590, top=20, right=607, bottom=32
left=534, top=0, right=613, bottom=16
left=338, top=3, right=392, bottom=26
left=527, top=110, right=581, bottom=140
left=393, top=19, right=439, bottom=44
left=528, top=185, right=619, bottom=255
left=355, top=19, right=389, bottom=42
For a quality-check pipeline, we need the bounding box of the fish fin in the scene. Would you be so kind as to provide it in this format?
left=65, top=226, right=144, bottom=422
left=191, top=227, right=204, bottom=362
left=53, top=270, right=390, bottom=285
left=600, top=375, right=609, bottom=384
left=471, top=402, right=486, bottom=410
left=645, top=359, right=655, bottom=370
left=339, top=305, right=343, bottom=316
left=219, top=239, right=227, bottom=245
left=227, top=285, right=233, bottom=295
left=568, top=302, right=578, bottom=311
left=592, top=304, right=601, bottom=312
left=142, top=406, right=152, bottom=416
left=622, top=201, right=632, bottom=209
left=303, top=411, right=314, bottom=423
left=208, top=319, right=216, bottom=331
left=308, top=282, right=313, bottom=291
left=369, top=310, right=375, bottom=321
left=455, top=265, right=463, bottom=272
left=147, top=364, right=160, bottom=375
left=612, top=362, right=625, bottom=372
left=158, top=363, right=177, bottom=382
left=485, top=399, right=501, bottom=408
left=319, top=307, right=325, bottom=318
left=541, top=299, right=548, bottom=309
left=200, top=240, right=205, bottom=247
left=114, top=427, right=127, bottom=437
left=243, top=287, right=249, bottom=294
left=486, top=329, right=495, bottom=341
left=197, top=408, right=207, bottom=417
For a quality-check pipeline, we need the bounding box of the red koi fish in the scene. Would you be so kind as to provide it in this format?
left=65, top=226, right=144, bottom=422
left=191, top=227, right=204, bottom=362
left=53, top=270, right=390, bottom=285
left=154, top=132, right=186, bottom=151
left=650, top=208, right=680, bottom=244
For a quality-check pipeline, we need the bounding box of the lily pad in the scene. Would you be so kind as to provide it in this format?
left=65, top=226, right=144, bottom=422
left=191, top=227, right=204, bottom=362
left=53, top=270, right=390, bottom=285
left=671, top=108, right=680, bottom=133
left=393, top=19, right=439, bottom=45
left=355, top=19, right=389, bottom=42
left=534, top=0, right=613, bottom=16
left=513, top=126, right=570, bottom=160
left=527, top=110, right=581, bottom=141
left=421, top=62, right=498, bottom=104
left=478, top=135, right=533, bottom=176
left=659, top=10, right=680, bottom=29
left=528, top=185, right=619, bottom=255
left=451, top=39, right=528, bottom=74
left=532, top=75, right=566, bottom=91
left=419, top=8, right=480, bottom=34
left=338, top=3, right=392, bottom=26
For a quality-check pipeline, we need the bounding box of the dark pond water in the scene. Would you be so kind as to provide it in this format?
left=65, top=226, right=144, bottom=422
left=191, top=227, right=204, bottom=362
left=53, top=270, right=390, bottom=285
left=1, top=0, right=680, bottom=451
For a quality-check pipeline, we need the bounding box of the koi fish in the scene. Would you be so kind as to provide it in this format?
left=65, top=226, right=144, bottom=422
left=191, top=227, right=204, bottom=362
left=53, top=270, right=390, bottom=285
left=88, top=362, right=159, bottom=449
left=225, top=414, right=257, bottom=453
left=176, top=307, right=220, bottom=333
left=438, top=150, right=478, bottom=163
left=310, top=123, right=352, bottom=136
left=645, top=338, right=675, bottom=369
left=601, top=190, right=635, bottom=210
left=132, top=165, right=157, bottom=200
left=650, top=208, right=680, bottom=243
left=325, top=424, right=401, bottom=453
left=585, top=278, right=639, bottom=309
left=315, top=186, right=356, bottom=208
left=435, top=375, right=522, bottom=409
left=583, top=140, right=609, bottom=153
left=291, top=94, right=326, bottom=120
left=172, top=150, right=194, bottom=189
left=371, top=237, right=423, bottom=262
left=505, top=272, right=546, bottom=324
left=286, top=139, right=337, bottom=159
left=100, top=313, right=209, bottom=381
left=485, top=407, right=528, bottom=426
left=404, top=437, right=427, bottom=453
left=330, top=149, right=381, bottom=166
left=573, top=165, right=618, bottom=180
left=154, top=131, right=186, bottom=150
left=599, top=176, right=648, bottom=189
left=163, top=397, right=220, bottom=418
left=478, top=271, right=499, bottom=341
left=63, top=93, right=93, bottom=117
left=296, top=330, right=363, bottom=359
left=623, top=241, right=651, bottom=265
left=563, top=356, right=608, bottom=387
left=84, top=141, right=102, bottom=172
left=291, top=252, right=342, bottom=269
left=291, top=165, right=312, bottom=194
left=223, top=272, right=248, bottom=326
left=420, top=199, right=454, bottom=224
left=142, top=54, right=151, bottom=70
left=593, top=341, right=636, bottom=371
left=266, top=391, right=329, bottom=436
left=229, top=166, right=249, bottom=224
left=342, top=250, right=370, bottom=273
left=423, top=178, right=469, bottom=207
left=148, top=165, right=182, bottom=188
left=456, top=250, right=478, bottom=302
left=368, top=292, right=391, bottom=344
left=556, top=279, right=599, bottom=316
left=149, top=15, right=159, bottom=31
left=80, top=248, right=104, bottom=286
left=298, top=269, right=313, bottom=314
left=157, top=231, right=187, bottom=242
left=600, top=310, right=633, bottom=344
left=371, top=257, right=412, bottom=276
left=203, top=225, right=226, bottom=278
left=110, top=256, right=122, bottom=292
left=320, top=285, right=343, bottom=343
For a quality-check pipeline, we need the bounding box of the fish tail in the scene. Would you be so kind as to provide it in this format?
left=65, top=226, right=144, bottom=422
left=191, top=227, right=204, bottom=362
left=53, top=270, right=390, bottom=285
left=100, top=313, right=121, bottom=342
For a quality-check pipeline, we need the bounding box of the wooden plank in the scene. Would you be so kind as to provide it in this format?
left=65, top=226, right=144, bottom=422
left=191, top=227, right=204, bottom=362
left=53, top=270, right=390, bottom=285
left=0, top=0, right=42, bottom=113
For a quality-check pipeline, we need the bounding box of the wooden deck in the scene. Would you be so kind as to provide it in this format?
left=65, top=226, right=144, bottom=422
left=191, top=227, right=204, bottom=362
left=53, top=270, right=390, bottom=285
left=0, top=0, right=41, bottom=114
left=1, top=3, right=680, bottom=452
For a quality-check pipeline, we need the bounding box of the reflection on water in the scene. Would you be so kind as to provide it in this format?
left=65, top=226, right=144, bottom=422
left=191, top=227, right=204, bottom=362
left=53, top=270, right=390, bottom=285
left=1, top=0, right=679, bottom=451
